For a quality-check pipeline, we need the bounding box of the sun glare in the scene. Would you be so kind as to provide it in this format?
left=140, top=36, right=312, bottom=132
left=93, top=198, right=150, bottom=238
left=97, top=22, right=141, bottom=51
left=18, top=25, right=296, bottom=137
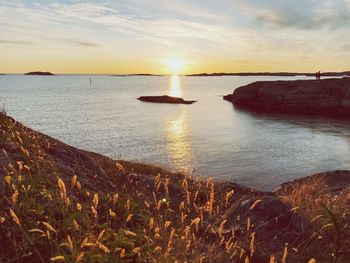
left=169, top=75, right=182, bottom=97
left=166, top=57, right=186, bottom=74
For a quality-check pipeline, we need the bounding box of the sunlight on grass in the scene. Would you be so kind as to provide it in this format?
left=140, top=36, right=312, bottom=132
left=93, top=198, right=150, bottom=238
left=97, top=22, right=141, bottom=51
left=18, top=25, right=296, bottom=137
left=1, top=112, right=349, bottom=262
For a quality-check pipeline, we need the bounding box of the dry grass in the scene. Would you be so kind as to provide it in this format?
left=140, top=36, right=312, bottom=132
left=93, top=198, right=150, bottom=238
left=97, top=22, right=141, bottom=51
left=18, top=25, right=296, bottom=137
left=1, top=112, right=348, bottom=262
left=278, top=176, right=350, bottom=262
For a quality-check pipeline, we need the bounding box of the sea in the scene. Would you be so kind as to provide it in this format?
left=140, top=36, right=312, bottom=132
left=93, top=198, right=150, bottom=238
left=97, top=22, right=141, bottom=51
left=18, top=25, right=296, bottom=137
left=1, top=74, right=350, bottom=191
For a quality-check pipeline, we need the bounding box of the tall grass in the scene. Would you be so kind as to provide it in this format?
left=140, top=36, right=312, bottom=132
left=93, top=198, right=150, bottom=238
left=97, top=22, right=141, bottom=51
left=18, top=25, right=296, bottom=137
left=1, top=112, right=347, bottom=262
left=278, top=176, right=350, bottom=262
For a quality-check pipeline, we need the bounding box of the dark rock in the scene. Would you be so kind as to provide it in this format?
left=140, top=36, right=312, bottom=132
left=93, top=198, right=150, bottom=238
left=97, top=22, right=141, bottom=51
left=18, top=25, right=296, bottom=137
left=274, top=170, right=350, bottom=196
left=223, top=94, right=233, bottom=102
left=24, top=71, right=54, bottom=75
left=216, top=195, right=305, bottom=233
left=138, top=95, right=196, bottom=104
left=212, top=195, right=306, bottom=262
left=225, top=77, right=350, bottom=117
left=220, top=181, right=273, bottom=197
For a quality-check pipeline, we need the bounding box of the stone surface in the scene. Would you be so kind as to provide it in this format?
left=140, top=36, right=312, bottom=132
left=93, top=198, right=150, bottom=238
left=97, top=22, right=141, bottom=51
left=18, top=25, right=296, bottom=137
left=138, top=95, right=196, bottom=104
left=225, top=77, right=350, bottom=117
left=223, top=94, right=233, bottom=102
left=274, top=170, right=350, bottom=196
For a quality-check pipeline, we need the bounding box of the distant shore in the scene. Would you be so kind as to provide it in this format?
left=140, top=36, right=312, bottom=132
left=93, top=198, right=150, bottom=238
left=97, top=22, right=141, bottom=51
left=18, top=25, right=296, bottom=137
left=186, top=71, right=350, bottom=77
left=1, top=71, right=348, bottom=77
left=111, top=73, right=164, bottom=77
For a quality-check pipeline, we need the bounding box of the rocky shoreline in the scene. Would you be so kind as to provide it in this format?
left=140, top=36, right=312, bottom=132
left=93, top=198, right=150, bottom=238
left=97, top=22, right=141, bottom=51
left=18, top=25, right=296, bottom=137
left=225, top=77, right=350, bottom=117
left=1, top=112, right=349, bottom=262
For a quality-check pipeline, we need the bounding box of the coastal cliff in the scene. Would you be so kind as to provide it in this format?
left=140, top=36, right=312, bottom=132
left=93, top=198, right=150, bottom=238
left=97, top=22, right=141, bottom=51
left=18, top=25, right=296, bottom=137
left=0, top=112, right=349, bottom=262
left=225, top=77, right=350, bottom=117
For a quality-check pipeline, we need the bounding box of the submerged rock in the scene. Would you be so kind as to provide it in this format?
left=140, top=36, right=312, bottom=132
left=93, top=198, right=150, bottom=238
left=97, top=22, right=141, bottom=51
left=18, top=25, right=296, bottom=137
left=138, top=95, right=196, bottom=104
left=225, top=77, right=350, bottom=117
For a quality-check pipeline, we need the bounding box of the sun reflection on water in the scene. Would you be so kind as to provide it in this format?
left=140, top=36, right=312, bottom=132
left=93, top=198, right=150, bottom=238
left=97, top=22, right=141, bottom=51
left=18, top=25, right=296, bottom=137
left=166, top=110, right=194, bottom=173
left=169, top=75, right=182, bottom=97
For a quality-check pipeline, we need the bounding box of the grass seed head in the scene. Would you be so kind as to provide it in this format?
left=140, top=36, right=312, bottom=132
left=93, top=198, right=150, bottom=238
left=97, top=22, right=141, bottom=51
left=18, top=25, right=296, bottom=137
left=9, top=208, right=21, bottom=226
left=50, top=256, right=65, bottom=262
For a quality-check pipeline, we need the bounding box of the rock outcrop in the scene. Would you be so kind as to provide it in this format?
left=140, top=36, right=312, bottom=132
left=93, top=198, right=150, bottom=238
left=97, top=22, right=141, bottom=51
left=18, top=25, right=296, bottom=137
left=225, top=77, right=350, bottom=117
left=223, top=94, right=233, bottom=102
left=138, top=95, right=196, bottom=104
left=274, top=170, right=350, bottom=196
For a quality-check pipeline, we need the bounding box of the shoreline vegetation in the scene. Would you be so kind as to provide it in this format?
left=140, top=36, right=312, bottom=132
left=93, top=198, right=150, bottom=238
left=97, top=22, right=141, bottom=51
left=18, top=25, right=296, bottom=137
left=1, top=112, right=349, bottom=262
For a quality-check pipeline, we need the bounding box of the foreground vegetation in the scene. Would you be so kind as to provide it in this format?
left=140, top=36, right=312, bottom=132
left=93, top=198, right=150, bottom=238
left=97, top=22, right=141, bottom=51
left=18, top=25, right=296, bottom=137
left=0, top=112, right=349, bottom=262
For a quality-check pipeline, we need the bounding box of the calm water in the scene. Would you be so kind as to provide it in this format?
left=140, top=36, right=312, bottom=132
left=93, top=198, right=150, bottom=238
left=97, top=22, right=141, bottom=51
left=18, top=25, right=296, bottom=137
left=1, top=74, right=350, bottom=191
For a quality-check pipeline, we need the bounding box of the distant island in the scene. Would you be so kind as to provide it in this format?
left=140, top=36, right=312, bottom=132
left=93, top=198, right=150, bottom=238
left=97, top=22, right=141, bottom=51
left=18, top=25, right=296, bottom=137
left=187, top=71, right=350, bottom=77
left=24, top=71, right=54, bottom=75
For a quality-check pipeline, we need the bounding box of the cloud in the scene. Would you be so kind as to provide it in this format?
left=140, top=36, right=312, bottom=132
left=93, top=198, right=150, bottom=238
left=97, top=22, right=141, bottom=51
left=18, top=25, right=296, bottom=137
left=343, top=43, right=350, bottom=51
left=46, top=1, right=262, bottom=55
left=346, top=0, right=350, bottom=10
left=236, top=0, right=350, bottom=30
left=0, top=39, right=32, bottom=45
left=74, top=41, right=99, bottom=47
left=0, top=0, right=349, bottom=73
left=0, top=3, right=102, bottom=50
left=255, top=9, right=350, bottom=30
left=0, top=38, right=99, bottom=48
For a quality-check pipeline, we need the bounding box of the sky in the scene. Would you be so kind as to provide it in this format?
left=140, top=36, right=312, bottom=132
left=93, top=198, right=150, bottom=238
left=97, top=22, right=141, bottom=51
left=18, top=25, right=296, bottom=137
left=1, top=0, right=350, bottom=74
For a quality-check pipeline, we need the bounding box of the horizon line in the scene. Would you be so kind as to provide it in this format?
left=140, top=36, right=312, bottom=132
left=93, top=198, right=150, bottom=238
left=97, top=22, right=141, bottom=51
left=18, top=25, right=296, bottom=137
left=1, top=70, right=350, bottom=76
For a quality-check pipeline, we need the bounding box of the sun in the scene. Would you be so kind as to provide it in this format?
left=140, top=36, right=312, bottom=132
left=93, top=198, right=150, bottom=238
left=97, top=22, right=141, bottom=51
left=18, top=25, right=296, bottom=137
left=166, top=57, right=186, bottom=74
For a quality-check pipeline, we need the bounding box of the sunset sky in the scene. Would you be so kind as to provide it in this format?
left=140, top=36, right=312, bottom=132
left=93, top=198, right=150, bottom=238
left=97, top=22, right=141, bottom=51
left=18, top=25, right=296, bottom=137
left=1, top=0, right=350, bottom=74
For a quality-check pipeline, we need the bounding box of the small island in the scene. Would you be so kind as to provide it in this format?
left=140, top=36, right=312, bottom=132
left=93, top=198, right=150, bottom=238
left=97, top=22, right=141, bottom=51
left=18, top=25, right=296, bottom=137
left=138, top=95, right=196, bottom=104
left=224, top=77, right=350, bottom=117
left=24, top=71, right=54, bottom=75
